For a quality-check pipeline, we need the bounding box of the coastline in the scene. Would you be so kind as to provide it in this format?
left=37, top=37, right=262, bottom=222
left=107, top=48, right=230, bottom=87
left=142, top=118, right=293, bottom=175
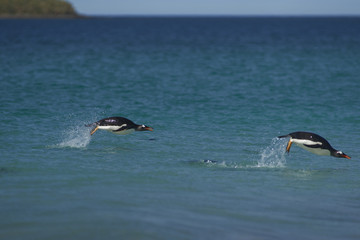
left=0, top=0, right=81, bottom=19
left=0, top=14, right=86, bottom=19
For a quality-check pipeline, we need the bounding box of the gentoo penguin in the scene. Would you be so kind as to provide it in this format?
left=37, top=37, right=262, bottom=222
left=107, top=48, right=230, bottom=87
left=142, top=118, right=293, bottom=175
left=278, top=131, right=351, bottom=159
left=86, top=117, right=153, bottom=136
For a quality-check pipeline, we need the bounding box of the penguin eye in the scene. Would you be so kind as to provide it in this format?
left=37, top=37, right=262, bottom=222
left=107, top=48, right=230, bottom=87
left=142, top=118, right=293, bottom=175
left=142, top=125, right=145, bottom=128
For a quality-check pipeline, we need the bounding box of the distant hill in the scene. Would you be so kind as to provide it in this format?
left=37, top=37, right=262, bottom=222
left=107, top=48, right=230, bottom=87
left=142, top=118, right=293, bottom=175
left=0, top=0, right=80, bottom=18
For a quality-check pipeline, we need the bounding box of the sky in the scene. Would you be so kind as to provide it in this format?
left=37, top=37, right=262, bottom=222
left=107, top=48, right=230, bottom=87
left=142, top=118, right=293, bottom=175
left=68, top=0, right=360, bottom=16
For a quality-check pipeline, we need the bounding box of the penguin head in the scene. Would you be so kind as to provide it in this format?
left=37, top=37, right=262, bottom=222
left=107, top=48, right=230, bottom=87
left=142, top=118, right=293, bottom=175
left=333, top=150, right=351, bottom=159
left=136, top=124, right=153, bottom=132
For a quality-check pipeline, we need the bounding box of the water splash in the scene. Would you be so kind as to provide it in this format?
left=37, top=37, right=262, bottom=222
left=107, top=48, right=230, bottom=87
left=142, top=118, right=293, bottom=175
left=56, top=124, right=92, bottom=149
left=257, top=137, right=287, bottom=168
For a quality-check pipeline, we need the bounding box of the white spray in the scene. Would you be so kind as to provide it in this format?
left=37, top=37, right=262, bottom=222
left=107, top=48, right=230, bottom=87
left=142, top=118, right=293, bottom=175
left=257, top=137, right=287, bottom=168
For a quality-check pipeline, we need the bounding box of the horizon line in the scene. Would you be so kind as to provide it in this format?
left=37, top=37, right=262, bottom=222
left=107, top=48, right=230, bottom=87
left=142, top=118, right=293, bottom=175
left=79, top=13, right=360, bottom=18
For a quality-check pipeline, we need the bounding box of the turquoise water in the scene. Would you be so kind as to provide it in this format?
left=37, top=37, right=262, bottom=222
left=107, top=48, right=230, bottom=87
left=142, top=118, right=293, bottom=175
left=1, top=17, right=360, bottom=239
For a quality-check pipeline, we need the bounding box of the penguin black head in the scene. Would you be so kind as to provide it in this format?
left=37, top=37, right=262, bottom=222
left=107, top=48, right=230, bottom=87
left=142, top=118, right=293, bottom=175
left=136, top=124, right=153, bottom=132
left=332, top=150, right=351, bottom=159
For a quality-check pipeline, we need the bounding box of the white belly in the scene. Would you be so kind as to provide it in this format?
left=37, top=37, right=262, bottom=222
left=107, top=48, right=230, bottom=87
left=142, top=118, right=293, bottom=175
left=111, top=129, right=135, bottom=135
left=294, top=142, right=331, bottom=156
left=98, top=125, right=135, bottom=135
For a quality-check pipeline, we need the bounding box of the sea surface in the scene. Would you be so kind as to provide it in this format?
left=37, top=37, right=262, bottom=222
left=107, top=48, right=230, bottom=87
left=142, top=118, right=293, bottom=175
left=1, top=17, right=360, bottom=240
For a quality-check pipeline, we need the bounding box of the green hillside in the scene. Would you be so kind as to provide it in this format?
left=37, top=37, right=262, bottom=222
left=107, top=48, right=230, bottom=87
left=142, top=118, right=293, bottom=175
left=0, top=0, right=79, bottom=17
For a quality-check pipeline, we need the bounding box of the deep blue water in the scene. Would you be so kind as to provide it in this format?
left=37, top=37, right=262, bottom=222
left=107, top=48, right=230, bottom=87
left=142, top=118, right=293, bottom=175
left=1, top=17, right=360, bottom=239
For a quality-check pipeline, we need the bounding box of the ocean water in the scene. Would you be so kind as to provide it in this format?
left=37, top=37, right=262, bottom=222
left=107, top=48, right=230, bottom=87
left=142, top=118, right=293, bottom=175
left=1, top=17, right=360, bottom=239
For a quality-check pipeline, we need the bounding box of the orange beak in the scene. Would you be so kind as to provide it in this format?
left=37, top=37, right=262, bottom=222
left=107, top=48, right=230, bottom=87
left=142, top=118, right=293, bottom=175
left=144, top=127, right=153, bottom=131
left=341, top=154, right=351, bottom=159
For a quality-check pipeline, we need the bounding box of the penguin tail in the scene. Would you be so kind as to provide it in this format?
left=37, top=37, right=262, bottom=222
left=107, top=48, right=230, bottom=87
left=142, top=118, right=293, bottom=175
left=85, top=121, right=99, bottom=127
left=277, top=134, right=290, bottom=138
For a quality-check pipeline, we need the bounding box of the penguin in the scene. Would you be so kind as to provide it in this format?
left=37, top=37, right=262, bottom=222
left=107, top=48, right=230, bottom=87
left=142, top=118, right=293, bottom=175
left=86, top=117, right=153, bottom=136
left=278, top=131, right=350, bottom=159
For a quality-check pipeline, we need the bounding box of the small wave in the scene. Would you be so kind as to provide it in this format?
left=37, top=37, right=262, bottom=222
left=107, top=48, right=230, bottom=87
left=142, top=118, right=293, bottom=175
left=189, top=159, right=254, bottom=169
left=56, top=125, right=91, bottom=149
left=257, top=137, right=287, bottom=168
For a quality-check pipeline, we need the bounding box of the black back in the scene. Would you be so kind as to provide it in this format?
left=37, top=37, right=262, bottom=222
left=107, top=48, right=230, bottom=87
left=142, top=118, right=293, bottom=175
left=288, top=131, right=335, bottom=150
left=97, top=117, right=138, bottom=128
